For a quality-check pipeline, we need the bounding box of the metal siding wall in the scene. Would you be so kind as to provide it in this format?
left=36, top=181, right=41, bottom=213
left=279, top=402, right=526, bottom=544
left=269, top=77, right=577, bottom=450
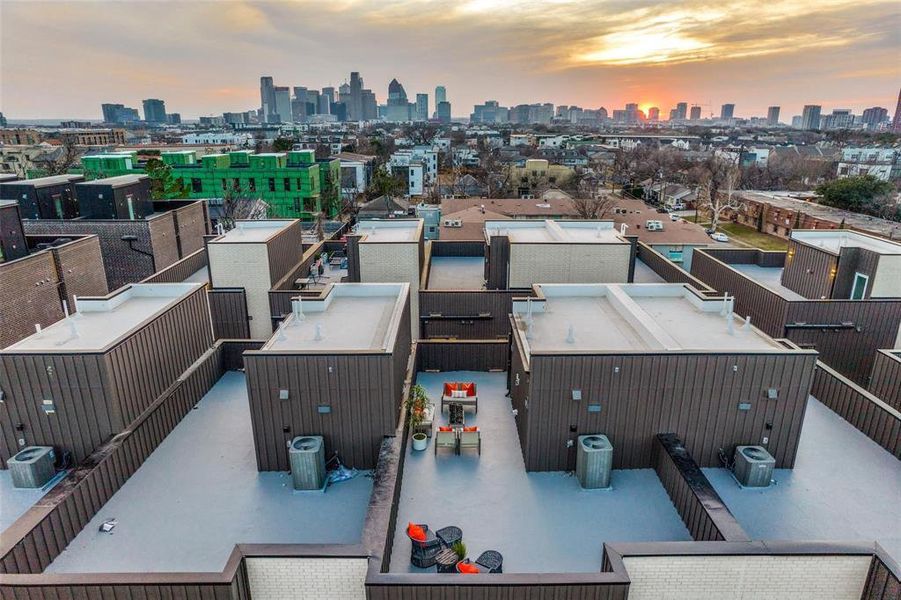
left=784, top=300, right=901, bottom=385
left=0, top=582, right=238, bottom=599
left=0, top=345, right=224, bottom=575
left=652, top=434, right=749, bottom=543
left=833, top=246, right=881, bottom=300
left=420, top=291, right=522, bottom=339
left=346, top=235, right=362, bottom=282
left=635, top=243, right=713, bottom=290
left=430, top=241, right=485, bottom=257
left=781, top=239, right=837, bottom=300
left=365, top=584, right=629, bottom=599
left=869, top=351, right=901, bottom=411
left=524, top=352, right=816, bottom=471
left=861, top=553, right=901, bottom=600
left=208, top=289, right=251, bottom=339
left=691, top=250, right=790, bottom=338
left=141, top=248, right=208, bottom=284
left=416, top=340, right=508, bottom=372
left=266, top=220, right=305, bottom=286
left=486, top=236, right=509, bottom=290
left=810, top=361, right=901, bottom=458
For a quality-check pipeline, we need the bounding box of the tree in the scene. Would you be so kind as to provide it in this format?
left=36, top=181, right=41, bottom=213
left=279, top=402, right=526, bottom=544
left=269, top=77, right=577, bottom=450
left=404, top=123, right=439, bottom=146
left=218, top=184, right=269, bottom=230
left=816, top=175, right=896, bottom=219
left=570, top=194, right=616, bottom=219
left=144, top=158, right=189, bottom=200
left=365, top=166, right=405, bottom=200
left=272, top=137, right=295, bottom=152
left=42, top=138, right=82, bottom=176
left=695, top=155, right=744, bottom=230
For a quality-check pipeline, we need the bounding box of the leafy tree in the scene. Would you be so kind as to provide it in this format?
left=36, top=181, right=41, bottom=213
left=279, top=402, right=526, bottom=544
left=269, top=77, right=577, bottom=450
left=816, top=175, right=893, bottom=217
left=365, top=166, right=405, bottom=200
left=272, top=137, right=295, bottom=152
left=144, top=158, right=189, bottom=200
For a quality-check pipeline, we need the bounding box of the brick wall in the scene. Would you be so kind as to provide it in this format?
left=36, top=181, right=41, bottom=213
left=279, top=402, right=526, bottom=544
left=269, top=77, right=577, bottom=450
left=147, top=212, right=179, bottom=272
left=623, top=554, right=870, bottom=600
left=359, top=242, right=420, bottom=339
left=51, top=236, right=108, bottom=308
left=245, top=557, right=367, bottom=600
left=0, top=252, right=61, bottom=348
left=509, top=243, right=631, bottom=288
left=172, top=202, right=207, bottom=256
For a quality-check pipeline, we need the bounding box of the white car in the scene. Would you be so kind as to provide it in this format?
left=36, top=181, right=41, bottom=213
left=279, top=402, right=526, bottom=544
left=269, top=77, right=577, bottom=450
left=710, top=232, right=729, bottom=242
left=670, top=214, right=680, bottom=221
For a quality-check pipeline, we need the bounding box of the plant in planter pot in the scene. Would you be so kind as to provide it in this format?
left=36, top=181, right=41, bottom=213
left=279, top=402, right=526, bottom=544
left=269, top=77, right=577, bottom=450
left=406, top=384, right=430, bottom=451
left=451, top=540, right=467, bottom=561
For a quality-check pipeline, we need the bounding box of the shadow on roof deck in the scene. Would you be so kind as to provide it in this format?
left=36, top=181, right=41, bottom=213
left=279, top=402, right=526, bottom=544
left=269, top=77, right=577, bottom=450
left=389, top=371, right=691, bottom=574
left=729, top=264, right=806, bottom=301
left=427, top=256, right=486, bottom=290
left=705, top=396, right=901, bottom=562
left=45, top=371, right=373, bottom=573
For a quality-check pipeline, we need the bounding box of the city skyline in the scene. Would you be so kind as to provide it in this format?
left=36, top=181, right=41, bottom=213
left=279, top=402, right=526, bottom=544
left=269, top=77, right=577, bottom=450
left=2, top=0, right=899, bottom=120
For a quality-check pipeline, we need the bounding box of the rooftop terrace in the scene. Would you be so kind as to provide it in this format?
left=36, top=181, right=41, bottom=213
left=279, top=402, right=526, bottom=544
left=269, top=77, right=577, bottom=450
left=513, top=284, right=783, bottom=354
left=0, top=471, right=63, bottom=535
left=261, top=283, right=408, bottom=353
left=354, top=219, right=421, bottom=242
left=390, top=371, right=692, bottom=573
left=427, top=256, right=485, bottom=290
left=210, top=219, right=296, bottom=244
left=485, top=219, right=626, bottom=244
left=2, top=283, right=204, bottom=353
left=791, top=230, right=901, bottom=255
left=46, top=372, right=373, bottom=573
left=705, top=396, right=901, bottom=563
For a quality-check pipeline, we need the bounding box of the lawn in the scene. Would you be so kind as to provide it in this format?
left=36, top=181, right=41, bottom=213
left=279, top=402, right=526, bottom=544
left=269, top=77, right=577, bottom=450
left=716, top=222, right=788, bottom=251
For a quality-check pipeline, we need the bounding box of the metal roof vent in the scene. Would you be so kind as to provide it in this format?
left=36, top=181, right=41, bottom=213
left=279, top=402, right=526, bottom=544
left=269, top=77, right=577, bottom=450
left=314, top=323, right=324, bottom=341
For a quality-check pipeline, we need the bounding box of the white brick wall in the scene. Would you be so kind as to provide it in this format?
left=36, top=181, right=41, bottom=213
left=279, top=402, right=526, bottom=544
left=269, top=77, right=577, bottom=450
left=208, top=242, right=273, bottom=339
left=246, top=557, right=368, bottom=600
left=359, top=242, right=420, bottom=339
left=623, top=554, right=871, bottom=600
left=509, top=243, right=630, bottom=288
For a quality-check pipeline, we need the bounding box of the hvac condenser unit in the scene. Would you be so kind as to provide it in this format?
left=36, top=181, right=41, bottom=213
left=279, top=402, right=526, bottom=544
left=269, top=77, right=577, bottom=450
left=288, top=436, right=326, bottom=491
left=576, top=434, right=613, bottom=489
left=733, top=445, right=775, bottom=488
left=8, top=446, right=56, bottom=489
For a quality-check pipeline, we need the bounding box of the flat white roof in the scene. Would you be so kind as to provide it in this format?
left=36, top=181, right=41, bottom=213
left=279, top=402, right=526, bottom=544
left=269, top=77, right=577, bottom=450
left=513, top=284, right=784, bottom=354
left=485, top=220, right=626, bottom=244
left=210, top=220, right=296, bottom=244
left=3, top=283, right=204, bottom=353
left=354, top=219, right=421, bottom=242
left=791, top=230, right=901, bottom=255
left=261, top=283, right=408, bottom=353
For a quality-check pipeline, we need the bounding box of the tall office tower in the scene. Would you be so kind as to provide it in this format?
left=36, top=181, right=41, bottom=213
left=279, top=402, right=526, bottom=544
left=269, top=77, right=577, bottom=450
left=767, top=106, right=780, bottom=125
left=689, top=105, right=701, bottom=120
left=305, top=90, right=320, bottom=116
left=415, top=94, right=429, bottom=121
left=361, top=89, right=378, bottom=120
left=893, top=88, right=901, bottom=132
left=260, top=76, right=276, bottom=121
left=720, top=104, right=735, bottom=119
left=291, top=87, right=308, bottom=122
left=800, top=105, right=822, bottom=130
left=318, top=89, right=332, bottom=115
left=860, top=107, right=887, bottom=127
left=436, top=101, right=451, bottom=123
left=349, top=72, right=363, bottom=120
left=435, top=86, right=447, bottom=105
left=101, top=103, right=123, bottom=123
left=274, top=86, right=292, bottom=123
left=647, top=107, right=660, bottom=121
left=142, top=99, right=167, bottom=123
left=321, top=87, right=335, bottom=105
left=676, top=102, right=688, bottom=120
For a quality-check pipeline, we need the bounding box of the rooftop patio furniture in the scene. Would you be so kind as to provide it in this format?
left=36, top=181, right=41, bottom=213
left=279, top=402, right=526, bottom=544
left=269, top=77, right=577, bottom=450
left=436, top=548, right=458, bottom=573
left=456, top=559, right=481, bottom=574
left=436, top=525, right=462, bottom=548
left=435, top=429, right=457, bottom=455
left=475, top=550, right=503, bottom=573
left=459, top=428, right=481, bottom=455
left=407, top=523, right=441, bottom=568
left=441, top=382, right=478, bottom=414
left=448, top=402, right=465, bottom=429
left=412, top=402, right=436, bottom=438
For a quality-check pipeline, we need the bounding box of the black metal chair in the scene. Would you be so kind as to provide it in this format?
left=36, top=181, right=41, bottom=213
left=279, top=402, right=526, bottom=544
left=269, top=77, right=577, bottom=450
left=475, top=550, right=503, bottom=573
left=436, top=525, right=462, bottom=549
left=408, top=524, right=441, bottom=568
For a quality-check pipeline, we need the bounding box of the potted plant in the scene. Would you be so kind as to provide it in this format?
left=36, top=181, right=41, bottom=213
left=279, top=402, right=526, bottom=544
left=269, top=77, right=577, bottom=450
left=406, top=384, right=430, bottom=451
left=452, top=540, right=467, bottom=561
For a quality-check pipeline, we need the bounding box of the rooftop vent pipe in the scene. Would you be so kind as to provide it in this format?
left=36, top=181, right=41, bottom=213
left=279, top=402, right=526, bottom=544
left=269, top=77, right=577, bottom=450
left=314, top=323, right=324, bottom=341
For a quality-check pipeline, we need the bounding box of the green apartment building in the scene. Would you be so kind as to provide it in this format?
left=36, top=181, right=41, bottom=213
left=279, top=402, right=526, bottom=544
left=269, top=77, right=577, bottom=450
left=80, top=150, right=341, bottom=219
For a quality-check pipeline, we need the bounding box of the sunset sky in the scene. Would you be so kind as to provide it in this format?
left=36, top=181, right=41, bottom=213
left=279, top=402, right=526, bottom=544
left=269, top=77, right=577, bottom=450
left=1, top=0, right=899, bottom=120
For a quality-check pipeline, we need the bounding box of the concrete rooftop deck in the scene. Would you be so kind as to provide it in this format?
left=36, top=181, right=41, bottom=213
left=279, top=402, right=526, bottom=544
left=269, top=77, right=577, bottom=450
left=427, top=256, right=485, bottom=290
left=632, top=259, right=666, bottom=284
left=729, top=264, right=806, bottom=301
left=211, top=220, right=296, bottom=244
left=46, top=372, right=373, bottom=573
left=0, top=471, right=63, bottom=535
left=355, top=220, right=420, bottom=242
left=390, top=371, right=691, bottom=574
left=705, top=396, right=901, bottom=562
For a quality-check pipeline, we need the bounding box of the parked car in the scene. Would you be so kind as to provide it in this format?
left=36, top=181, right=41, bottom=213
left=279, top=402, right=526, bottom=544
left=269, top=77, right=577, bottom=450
left=656, top=207, right=669, bottom=213
left=705, top=228, right=715, bottom=234
left=670, top=214, right=680, bottom=221
left=670, top=202, right=686, bottom=211
left=710, top=232, right=729, bottom=242
left=646, top=220, right=664, bottom=231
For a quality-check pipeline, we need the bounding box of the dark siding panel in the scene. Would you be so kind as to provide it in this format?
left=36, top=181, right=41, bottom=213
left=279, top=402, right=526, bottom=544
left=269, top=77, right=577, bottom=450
left=208, top=289, right=250, bottom=340
left=420, top=291, right=524, bottom=339
left=862, top=552, right=901, bottom=600
left=833, top=246, right=880, bottom=300
left=430, top=241, right=485, bottom=257
left=416, top=340, right=508, bottom=372
left=524, top=352, right=816, bottom=471
left=781, top=239, right=837, bottom=300
left=811, top=361, right=901, bottom=458
left=346, top=235, right=362, bottom=282
left=486, top=236, right=509, bottom=290
left=265, top=220, right=304, bottom=287
left=870, top=351, right=901, bottom=411
left=366, top=583, right=629, bottom=600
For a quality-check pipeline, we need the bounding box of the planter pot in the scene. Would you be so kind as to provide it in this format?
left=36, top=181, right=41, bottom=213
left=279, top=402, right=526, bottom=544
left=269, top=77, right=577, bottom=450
left=412, top=433, right=428, bottom=452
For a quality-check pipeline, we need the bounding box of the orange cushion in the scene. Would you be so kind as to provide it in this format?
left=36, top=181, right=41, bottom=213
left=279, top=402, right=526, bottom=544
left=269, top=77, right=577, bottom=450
left=407, top=523, right=426, bottom=542
left=438, top=426, right=453, bottom=432
left=458, top=561, right=479, bottom=574
left=443, top=383, right=456, bottom=395
left=462, top=383, right=476, bottom=396
left=463, top=426, right=478, bottom=432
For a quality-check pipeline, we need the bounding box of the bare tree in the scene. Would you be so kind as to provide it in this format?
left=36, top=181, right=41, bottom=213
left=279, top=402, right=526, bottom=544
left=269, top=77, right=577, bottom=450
left=43, top=138, right=82, bottom=176
left=696, top=156, right=744, bottom=230
left=570, top=194, right=617, bottom=219
left=218, top=185, right=269, bottom=230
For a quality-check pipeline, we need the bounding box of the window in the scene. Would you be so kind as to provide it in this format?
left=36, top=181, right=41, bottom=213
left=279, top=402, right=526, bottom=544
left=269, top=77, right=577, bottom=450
left=297, top=178, right=302, bottom=189
left=293, top=198, right=302, bottom=212
left=850, top=272, right=868, bottom=300
left=232, top=178, right=240, bottom=190
left=191, top=178, right=202, bottom=193
left=284, top=178, right=291, bottom=191
left=269, top=178, right=276, bottom=192
left=248, top=178, right=256, bottom=192
left=221, top=178, right=228, bottom=191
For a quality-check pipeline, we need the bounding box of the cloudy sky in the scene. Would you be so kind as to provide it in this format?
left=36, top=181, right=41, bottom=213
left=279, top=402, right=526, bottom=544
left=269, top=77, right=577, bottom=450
left=2, top=0, right=899, bottom=120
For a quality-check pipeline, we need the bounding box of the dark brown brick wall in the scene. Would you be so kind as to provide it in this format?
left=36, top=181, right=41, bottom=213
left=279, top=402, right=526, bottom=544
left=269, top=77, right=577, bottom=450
left=172, top=201, right=208, bottom=256
left=52, top=236, right=109, bottom=307
left=147, top=212, right=179, bottom=272
left=0, top=252, right=63, bottom=348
